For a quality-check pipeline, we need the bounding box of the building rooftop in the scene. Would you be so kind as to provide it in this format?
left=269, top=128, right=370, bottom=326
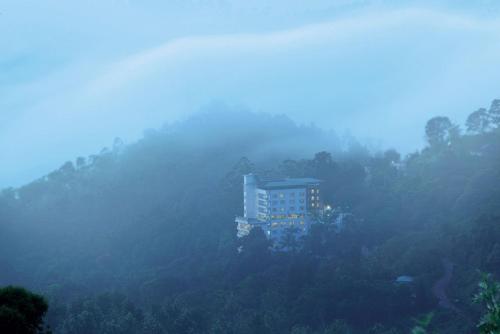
left=395, top=275, right=414, bottom=284
left=259, top=177, right=322, bottom=190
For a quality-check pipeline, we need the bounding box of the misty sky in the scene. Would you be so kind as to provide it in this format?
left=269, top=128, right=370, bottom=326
left=1, top=0, right=500, bottom=188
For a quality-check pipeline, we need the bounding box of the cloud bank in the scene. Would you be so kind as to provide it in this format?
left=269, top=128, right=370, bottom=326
left=1, top=3, right=500, bottom=188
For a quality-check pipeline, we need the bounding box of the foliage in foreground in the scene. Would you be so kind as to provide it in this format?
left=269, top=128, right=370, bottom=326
left=474, top=274, right=500, bottom=334
left=0, top=286, right=50, bottom=334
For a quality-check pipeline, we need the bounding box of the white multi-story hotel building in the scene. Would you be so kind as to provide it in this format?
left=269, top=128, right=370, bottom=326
left=235, top=174, right=322, bottom=240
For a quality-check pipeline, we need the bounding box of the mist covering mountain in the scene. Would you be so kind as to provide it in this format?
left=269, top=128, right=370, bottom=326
left=3, top=1, right=500, bottom=188
left=3, top=2, right=500, bottom=332
left=1, top=100, right=500, bottom=333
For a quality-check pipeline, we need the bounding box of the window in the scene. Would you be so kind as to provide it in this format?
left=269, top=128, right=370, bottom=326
left=272, top=200, right=278, bottom=205
left=290, top=192, right=295, bottom=197
left=279, top=193, right=285, bottom=199
left=299, top=206, right=304, bottom=211
left=311, top=196, right=315, bottom=200
left=311, top=203, right=315, bottom=207
left=289, top=206, right=295, bottom=211
left=311, top=189, right=315, bottom=194
left=280, top=207, right=285, bottom=212
left=272, top=208, right=277, bottom=212
left=300, top=192, right=305, bottom=197
left=280, top=200, right=285, bottom=204
left=299, top=199, right=304, bottom=203
left=272, top=193, right=278, bottom=198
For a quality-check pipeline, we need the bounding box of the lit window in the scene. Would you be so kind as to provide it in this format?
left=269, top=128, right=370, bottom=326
left=280, top=207, right=285, bottom=212
left=311, top=189, right=315, bottom=194
left=311, top=196, right=315, bottom=200
left=279, top=193, right=285, bottom=198
left=311, top=203, right=315, bottom=207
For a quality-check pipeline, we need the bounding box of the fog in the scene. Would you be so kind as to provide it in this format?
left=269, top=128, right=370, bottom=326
left=1, top=0, right=500, bottom=187
left=3, top=2, right=500, bottom=333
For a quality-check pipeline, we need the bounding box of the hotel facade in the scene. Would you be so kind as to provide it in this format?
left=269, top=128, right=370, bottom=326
left=235, top=174, right=322, bottom=240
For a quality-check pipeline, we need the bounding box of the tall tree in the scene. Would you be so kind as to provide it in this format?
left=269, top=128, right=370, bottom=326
left=279, top=227, right=301, bottom=252
left=0, top=286, right=50, bottom=334
left=466, top=108, right=491, bottom=134
left=425, top=116, right=458, bottom=147
left=488, top=99, right=500, bottom=128
left=474, top=274, right=500, bottom=334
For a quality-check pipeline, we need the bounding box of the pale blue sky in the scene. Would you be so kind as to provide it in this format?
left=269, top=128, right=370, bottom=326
left=1, top=1, right=500, bottom=188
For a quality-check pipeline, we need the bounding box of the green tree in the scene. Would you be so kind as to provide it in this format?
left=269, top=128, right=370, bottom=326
left=410, top=313, right=433, bottom=334
left=474, top=274, right=500, bottom=334
left=425, top=116, right=458, bottom=147
left=323, top=319, right=352, bottom=334
left=279, top=226, right=301, bottom=252
left=488, top=99, right=500, bottom=128
left=466, top=108, right=491, bottom=134
left=0, top=286, right=50, bottom=334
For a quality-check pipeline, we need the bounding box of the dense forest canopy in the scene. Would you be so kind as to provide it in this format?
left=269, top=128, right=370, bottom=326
left=1, top=100, right=500, bottom=333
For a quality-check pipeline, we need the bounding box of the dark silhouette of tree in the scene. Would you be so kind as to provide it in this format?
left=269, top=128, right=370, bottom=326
left=383, top=149, right=400, bottom=164
left=279, top=226, right=301, bottom=252
left=425, top=116, right=457, bottom=147
left=466, top=108, right=491, bottom=134
left=488, top=99, right=500, bottom=128
left=0, top=286, right=50, bottom=334
left=240, top=227, right=272, bottom=258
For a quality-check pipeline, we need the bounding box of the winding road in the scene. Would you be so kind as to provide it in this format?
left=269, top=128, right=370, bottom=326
left=432, top=258, right=461, bottom=313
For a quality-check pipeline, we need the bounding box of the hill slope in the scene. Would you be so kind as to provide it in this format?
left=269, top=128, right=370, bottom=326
left=1, top=103, right=499, bottom=333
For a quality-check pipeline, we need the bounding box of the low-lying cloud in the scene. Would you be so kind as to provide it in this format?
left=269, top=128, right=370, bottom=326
left=2, top=4, right=500, bottom=188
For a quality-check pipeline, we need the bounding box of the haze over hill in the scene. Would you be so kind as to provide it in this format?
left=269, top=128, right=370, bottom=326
left=3, top=2, right=500, bottom=332
left=2, top=1, right=500, bottom=188
left=1, top=101, right=500, bottom=332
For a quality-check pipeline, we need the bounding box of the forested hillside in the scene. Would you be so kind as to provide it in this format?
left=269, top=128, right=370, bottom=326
left=1, top=101, right=499, bottom=333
